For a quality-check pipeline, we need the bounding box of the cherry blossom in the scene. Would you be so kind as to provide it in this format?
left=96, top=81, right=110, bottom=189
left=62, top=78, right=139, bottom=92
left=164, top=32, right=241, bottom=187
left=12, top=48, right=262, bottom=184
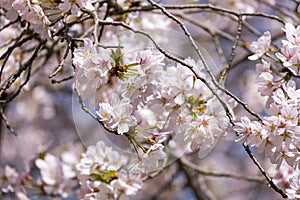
left=235, top=22, right=300, bottom=173
left=73, top=38, right=97, bottom=70
left=270, top=161, right=300, bottom=199
left=35, top=152, right=78, bottom=197
left=76, top=141, right=128, bottom=174
left=0, top=0, right=19, bottom=20
left=276, top=40, right=300, bottom=74
left=286, top=176, right=300, bottom=199
left=76, top=141, right=144, bottom=199
left=112, top=169, right=143, bottom=196
left=1, top=165, right=19, bottom=193
left=283, top=23, right=300, bottom=45
left=248, top=31, right=271, bottom=60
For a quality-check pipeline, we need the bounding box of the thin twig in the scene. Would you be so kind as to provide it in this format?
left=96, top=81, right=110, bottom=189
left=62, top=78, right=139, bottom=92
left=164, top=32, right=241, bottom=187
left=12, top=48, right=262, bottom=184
left=73, top=83, right=119, bottom=135
left=147, top=0, right=236, bottom=127
left=219, top=15, right=243, bottom=85
left=0, top=105, right=16, bottom=136
left=173, top=11, right=239, bottom=44
left=0, top=31, right=32, bottom=82
left=98, top=1, right=111, bottom=42
left=92, top=3, right=100, bottom=46
left=180, top=156, right=266, bottom=183
left=243, top=144, right=288, bottom=198
left=0, top=40, right=47, bottom=104
left=51, top=75, right=74, bottom=84
left=49, top=45, right=70, bottom=78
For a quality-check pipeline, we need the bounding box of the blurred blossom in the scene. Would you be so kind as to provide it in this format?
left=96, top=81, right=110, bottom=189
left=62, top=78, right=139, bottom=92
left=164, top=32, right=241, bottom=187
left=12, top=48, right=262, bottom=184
left=2, top=127, right=52, bottom=164
left=16, top=191, right=30, bottom=200
left=1, top=165, right=19, bottom=193
left=283, top=23, right=300, bottom=45
left=35, top=150, right=80, bottom=197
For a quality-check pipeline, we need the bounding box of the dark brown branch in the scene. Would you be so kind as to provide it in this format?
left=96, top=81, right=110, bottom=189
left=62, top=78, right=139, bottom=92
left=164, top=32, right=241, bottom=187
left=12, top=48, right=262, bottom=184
left=49, top=45, right=70, bottom=78
left=51, top=75, right=74, bottom=84
left=0, top=39, right=47, bottom=104
left=73, top=84, right=119, bottom=135
left=243, top=144, right=288, bottom=198
left=0, top=105, right=16, bottom=136
left=219, top=15, right=243, bottom=85
left=0, top=31, right=34, bottom=82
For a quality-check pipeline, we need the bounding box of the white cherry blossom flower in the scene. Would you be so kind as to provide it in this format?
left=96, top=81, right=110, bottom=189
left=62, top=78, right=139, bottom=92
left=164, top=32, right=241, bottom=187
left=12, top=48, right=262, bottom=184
left=82, top=53, right=112, bottom=79
left=276, top=40, right=300, bottom=74
left=256, top=59, right=271, bottom=73
left=136, top=143, right=167, bottom=172
left=272, top=83, right=300, bottom=107
left=104, top=94, right=137, bottom=134
left=77, top=141, right=128, bottom=173
left=137, top=48, right=165, bottom=68
left=269, top=161, right=298, bottom=191
left=97, top=102, right=114, bottom=122
left=110, top=180, right=129, bottom=200
left=286, top=176, right=300, bottom=199
left=113, top=169, right=143, bottom=196
left=255, top=72, right=275, bottom=96
left=283, top=23, right=300, bottom=45
left=35, top=153, right=77, bottom=197
left=111, top=103, right=137, bottom=134
left=73, top=38, right=97, bottom=69
left=35, top=155, right=61, bottom=185
left=12, top=0, right=30, bottom=16
left=0, top=0, right=19, bottom=20
left=95, top=183, right=115, bottom=200
left=248, top=31, right=271, bottom=60
left=16, top=191, right=30, bottom=200
left=24, top=5, right=51, bottom=37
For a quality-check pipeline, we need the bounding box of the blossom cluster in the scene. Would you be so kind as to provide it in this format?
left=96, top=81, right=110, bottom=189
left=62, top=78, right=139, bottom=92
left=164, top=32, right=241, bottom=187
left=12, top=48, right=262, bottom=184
left=0, top=0, right=104, bottom=35
left=235, top=22, right=300, bottom=198
left=0, top=165, right=24, bottom=197
left=73, top=42, right=232, bottom=196
left=1, top=141, right=143, bottom=200
left=76, top=141, right=143, bottom=200
left=35, top=151, right=80, bottom=197
left=0, top=146, right=81, bottom=199
left=74, top=37, right=230, bottom=165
